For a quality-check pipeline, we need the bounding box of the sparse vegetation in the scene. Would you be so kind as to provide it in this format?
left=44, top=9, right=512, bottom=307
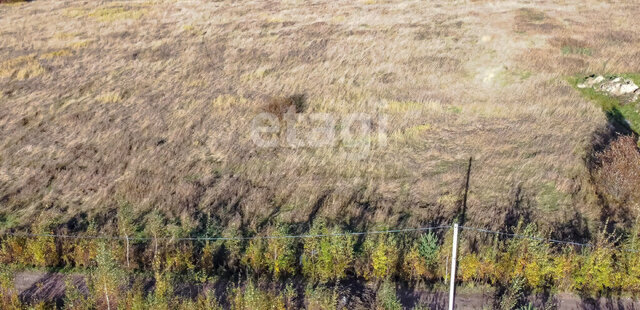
left=0, top=0, right=613, bottom=238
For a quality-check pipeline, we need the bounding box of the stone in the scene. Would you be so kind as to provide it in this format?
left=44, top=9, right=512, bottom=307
left=578, top=74, right=640, bottom=105
left=599, top=77, right=639, bottom=96
left=593, top=75, right=605, bottom=84
left=577, top=75, right=604, bottom=88
left=620, top=81, right=639, bottom=94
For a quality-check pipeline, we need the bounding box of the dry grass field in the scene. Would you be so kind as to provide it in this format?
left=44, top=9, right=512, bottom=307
left=1, top=0, right=639, bottom=239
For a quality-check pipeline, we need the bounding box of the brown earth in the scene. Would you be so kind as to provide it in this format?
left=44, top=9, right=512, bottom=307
left=13, top=271, right=640, bottom=309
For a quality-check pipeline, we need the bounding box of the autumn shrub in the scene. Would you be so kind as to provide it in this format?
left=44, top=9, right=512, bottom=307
left=264, top=226, right=298, bottom=278
left=220, top=228, right=244, bottom=271
left=199, top=241, right=218, bottom=272
left=163, top=242, right=196, bottom=273
left=178, top=290, right=223, bottom=310
left=243, top=238, right=266, bottom=275
left=0, top=236, right=28, bottom=265
left=495, top=222, right=555, bottom=292
left=571, top=228, right=619, bottom=296
left=26, top=222, right=59, bottom=268
left=92, top=242, right=126, bottom=310
left=149, top=271, right=174, bottom=310
left=402, top=246, right=428, bottom=282
left=459, top=253, right=482, bottom=283
left=402, top=232, right=440, bottom=282
left=117, top=202, right=136, bottom=269
left=551, top=249, right=578, bottom=292
left=572, top=247, right=618, bottom=295
left=62, top=222, right=98, bottom=268
left=145, top=210, right=166, bottom=264
left=358, top=233, right=400, bottom=281
left=0, top=265, right=22, bottom=310
left=64, top=279, right=94, bottom=310
left=521, top=244, right=554, bottom=292
left=595, top=135, right=640, bottom=222
left=146, top=218, right=199, bottom=274
left=619, top=221, right=640, bottom=294
left=302, top=220, right=354, bottom=283
left=229, top=280, right=285, bottom=310
left=475, top=238, right=501, bottom=284
left=118, top=279, right=146, bottom=310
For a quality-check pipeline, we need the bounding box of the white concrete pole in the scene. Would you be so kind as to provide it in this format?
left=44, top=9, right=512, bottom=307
left=448, top=223, right=459, bottom=310
left=125, top=235, right=130, bottom=268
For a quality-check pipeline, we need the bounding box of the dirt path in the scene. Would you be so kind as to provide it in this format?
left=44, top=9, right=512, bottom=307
left=14, top=271, right=87, bottom=306
left=13, top=271, right=640, bottom=309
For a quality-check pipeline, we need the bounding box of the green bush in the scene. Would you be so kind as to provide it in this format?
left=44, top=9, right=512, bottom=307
left=305, top=284, right=338, bottom=310
left=499, top=276, right=526, bottom=310
left=229, top=280, right=285, bottom=310
left=375, top=281, right=402, bottom=310
left=178, top=290, right=223, bottom=310
left=418, top=232, right=439, bottom=266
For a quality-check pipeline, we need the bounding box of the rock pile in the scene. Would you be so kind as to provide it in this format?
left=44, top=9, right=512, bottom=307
left=578, top=75, right=640, bottom=104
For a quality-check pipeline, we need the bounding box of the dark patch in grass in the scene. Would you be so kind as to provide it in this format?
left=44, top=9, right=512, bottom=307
left=561, top=46, right=592, bottom=56
left=518, top=8, right=547, bottom=22
left=263, top=94, right=307, bottom=118
left=568, top=75, right=640, bottom=135
left=514, top=8, right=561, bottom=33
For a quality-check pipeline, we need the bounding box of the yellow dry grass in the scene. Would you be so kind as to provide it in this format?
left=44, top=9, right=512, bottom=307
left=88, top=7, right=146, bottom=22
left=96, top=92, right=122, bottom=104
left=1, top=0, right=638, bottom=236
left=40, top=49, right=72, bottom=60
left=0, top=54, right=45, bottom=80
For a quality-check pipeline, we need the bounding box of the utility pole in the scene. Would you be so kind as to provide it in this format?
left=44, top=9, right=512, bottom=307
left=448, top=223, right=459, bottom=310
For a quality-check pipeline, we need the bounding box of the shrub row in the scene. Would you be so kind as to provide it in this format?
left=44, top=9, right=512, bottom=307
left=1, top=219, right=639, bottom=301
